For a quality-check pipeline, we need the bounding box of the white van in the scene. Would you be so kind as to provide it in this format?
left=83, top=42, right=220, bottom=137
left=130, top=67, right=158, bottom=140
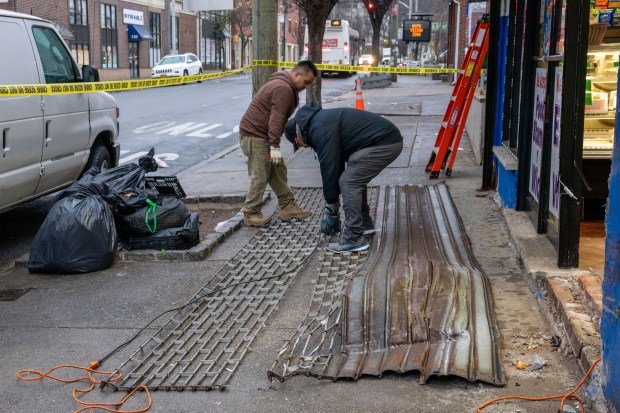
left=0, top=10, right=120, bottom=213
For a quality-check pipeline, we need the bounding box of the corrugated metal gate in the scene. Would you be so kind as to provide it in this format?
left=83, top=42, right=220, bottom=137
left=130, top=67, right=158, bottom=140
left=269, top=184, right=505, bottom=386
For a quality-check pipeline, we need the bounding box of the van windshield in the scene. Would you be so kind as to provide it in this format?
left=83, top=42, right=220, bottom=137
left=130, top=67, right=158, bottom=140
left=158, top=56, right=183, bottom=65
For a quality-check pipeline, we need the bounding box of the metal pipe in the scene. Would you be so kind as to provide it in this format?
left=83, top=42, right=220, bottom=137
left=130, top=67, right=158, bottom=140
left=170, top=0, right=177, bottom=54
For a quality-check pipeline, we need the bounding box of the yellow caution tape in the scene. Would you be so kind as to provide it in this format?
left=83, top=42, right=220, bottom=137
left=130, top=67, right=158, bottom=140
left=0, top=61, right=458, bottom=97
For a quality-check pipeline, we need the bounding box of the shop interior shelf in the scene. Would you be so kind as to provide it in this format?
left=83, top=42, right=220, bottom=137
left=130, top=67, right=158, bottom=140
left=588, top=43, right=620, bottom=53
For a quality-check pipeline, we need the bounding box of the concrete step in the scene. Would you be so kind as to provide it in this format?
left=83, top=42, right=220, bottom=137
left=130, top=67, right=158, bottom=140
left=578, top=274, right=603, bottom=319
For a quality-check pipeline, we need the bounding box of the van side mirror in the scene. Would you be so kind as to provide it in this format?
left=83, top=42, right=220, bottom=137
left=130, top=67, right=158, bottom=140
left=82, top=65, right=100, bottom=82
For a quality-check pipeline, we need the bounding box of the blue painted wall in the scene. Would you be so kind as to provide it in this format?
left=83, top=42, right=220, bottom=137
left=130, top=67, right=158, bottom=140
left=602, top=71, right=620, bottom=412
left=497, top=162, right=517, bottom=209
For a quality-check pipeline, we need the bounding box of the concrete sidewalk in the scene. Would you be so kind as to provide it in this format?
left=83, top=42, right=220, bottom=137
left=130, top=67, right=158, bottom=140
left=0, top=75, right=587, bottom=412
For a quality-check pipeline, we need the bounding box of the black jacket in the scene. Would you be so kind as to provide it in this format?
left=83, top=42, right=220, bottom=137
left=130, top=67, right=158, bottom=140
left=291, top=103, right=403, bottom=204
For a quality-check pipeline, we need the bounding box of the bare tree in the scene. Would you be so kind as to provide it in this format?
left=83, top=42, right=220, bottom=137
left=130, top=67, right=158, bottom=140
left=290, top=0, right=339, bottom=103
left=229, top=0, right=252, bottom=67
left=360, top=0, right=395, bottom=66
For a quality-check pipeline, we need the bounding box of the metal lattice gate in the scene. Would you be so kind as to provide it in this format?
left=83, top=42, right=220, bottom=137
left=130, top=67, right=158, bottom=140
left=113, top=188, right=325, bottom=391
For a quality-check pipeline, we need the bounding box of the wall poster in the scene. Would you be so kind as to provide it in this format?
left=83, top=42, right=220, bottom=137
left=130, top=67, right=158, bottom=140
left=529, top=68, right=548, bottom=203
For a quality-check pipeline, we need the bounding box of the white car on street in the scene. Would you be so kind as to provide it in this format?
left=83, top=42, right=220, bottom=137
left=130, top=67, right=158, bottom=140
left=151, top=53, right=203, bottom=80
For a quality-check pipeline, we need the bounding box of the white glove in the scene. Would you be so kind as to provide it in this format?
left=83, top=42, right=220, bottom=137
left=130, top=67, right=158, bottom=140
left=270, top=146, right=283, bottom=166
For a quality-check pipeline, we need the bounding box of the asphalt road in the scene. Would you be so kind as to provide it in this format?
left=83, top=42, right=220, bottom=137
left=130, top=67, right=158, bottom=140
left=113, top=73, right=354, bottom=175
left=0, top=73, right=353, bottom=270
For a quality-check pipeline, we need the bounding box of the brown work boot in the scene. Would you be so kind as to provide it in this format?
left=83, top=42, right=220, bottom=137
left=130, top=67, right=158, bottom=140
left=243, top=212, right=272, bottom=227
left=280, top=201, right=312, bottom=222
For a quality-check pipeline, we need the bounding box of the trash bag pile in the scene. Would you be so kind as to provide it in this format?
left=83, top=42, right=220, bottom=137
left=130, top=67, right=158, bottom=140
left=29, top=148, right=199, bottom=274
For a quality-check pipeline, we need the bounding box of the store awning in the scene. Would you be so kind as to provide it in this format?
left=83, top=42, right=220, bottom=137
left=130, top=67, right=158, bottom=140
left=128, top=24, right=153, bottom=41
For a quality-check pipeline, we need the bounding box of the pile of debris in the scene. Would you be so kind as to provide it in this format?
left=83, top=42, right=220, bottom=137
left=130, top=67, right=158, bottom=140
left=28, top=149, right=199, bottom=274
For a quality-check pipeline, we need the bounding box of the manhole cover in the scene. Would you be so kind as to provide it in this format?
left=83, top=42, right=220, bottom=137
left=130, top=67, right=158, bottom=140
left=0, top=288, right=33, bottom=301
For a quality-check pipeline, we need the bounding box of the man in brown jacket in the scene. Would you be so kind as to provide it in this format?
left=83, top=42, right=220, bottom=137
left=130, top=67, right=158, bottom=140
left=239, top=60, right=318, bottom=226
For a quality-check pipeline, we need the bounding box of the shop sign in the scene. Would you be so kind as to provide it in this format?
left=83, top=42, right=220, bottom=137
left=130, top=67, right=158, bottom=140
left=529, top=68, right=547, bottom=203
left=549, top=72, right=562, bottom=219
left=123, top=9, right=144, bottom=25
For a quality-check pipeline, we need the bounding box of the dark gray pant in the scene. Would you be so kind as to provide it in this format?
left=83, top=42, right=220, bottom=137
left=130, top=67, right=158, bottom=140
left=339, top=141, right=403, bottom=243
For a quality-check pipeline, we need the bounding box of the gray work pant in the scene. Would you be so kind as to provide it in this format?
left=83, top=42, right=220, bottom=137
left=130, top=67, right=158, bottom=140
left=339, top=141, right=403, bottom=243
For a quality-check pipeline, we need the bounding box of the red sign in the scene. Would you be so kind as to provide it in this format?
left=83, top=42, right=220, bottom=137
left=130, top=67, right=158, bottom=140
left=322, top=39, right=338, bottom=48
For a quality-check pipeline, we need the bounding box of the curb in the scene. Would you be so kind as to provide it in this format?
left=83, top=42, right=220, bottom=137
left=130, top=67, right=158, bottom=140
left=501, top=209, right=602, bottom=374
left=11, top=193, right=271, bottom=269
left=117, top=192, right=270, bottom=262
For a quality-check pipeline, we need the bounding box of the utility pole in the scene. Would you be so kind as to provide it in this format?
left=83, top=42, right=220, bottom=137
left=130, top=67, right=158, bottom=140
left=170, top=0, right=177, bottom=55
left=252, top=0, right=278, bottom=94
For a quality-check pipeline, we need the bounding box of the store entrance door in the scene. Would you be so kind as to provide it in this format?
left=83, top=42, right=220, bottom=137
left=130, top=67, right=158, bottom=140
left=129, top=41, right=139, bottom=79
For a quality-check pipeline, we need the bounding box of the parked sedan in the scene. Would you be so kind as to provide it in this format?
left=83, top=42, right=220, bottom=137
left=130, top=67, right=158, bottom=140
left=151, top=53, right=203, bottom=81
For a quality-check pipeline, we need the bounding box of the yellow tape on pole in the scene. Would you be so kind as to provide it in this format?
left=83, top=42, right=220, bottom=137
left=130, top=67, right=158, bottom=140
left=0, top=61, right=458, bottom=97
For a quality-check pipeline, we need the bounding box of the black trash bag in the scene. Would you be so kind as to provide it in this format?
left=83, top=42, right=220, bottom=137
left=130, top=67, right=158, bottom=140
left=107, top=187, right=160, bottom=216
left=61, top=148, right=159, bottom=201
left=128, top=212, right=200, bottom=251
left=139, top=147, right=158, bottom=173
left=118, top=197, right=190, bottom=238
left=28, top=195, right=117, bottom=274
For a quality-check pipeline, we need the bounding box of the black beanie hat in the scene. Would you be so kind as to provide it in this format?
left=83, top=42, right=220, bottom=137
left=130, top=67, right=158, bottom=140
left=284, top=119, right=299, bottom=152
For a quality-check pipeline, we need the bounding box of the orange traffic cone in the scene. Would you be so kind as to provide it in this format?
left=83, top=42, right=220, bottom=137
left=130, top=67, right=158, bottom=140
left=355, top=78, right=365, bottom=110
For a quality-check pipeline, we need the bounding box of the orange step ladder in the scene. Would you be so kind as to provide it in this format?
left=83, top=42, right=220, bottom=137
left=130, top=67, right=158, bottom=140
left=426, top=15, right=490, bottom=179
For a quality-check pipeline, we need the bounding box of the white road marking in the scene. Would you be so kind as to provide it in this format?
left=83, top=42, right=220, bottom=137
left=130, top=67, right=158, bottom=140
left=186, top=124, right=223, bottom=138
left=133, top=121, right=176, bottom=134
left=215, top=125, right=239, bottom=139
left=120, top=151, right=179, bottom=164
left=155, top=122, right=208, bottom=135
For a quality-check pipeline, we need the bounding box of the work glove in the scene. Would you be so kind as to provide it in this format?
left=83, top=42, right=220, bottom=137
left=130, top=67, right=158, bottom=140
left=270, top=146, right=283, bottom=166
left=321, top=205, right=342, bottom=236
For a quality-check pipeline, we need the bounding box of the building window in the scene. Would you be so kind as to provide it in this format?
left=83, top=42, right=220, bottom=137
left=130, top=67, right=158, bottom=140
left=101, top=45, right=118, bottom=69
left=69, top=0, right=88, bottom=26
left=288, top=19, right=292, bottom=33
left=70, top=43, right=90, bottom=65
left=149, top=12, right=161, bottom=66
left=100, top=3, right=116, bottom=29
left=100, top=3, right=118, bottom=69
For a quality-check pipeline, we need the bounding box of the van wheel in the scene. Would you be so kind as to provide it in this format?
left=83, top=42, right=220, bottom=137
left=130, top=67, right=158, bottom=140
left=84, top=145, right=111, bottom=175
left=197, top=68, right=203, bottom=83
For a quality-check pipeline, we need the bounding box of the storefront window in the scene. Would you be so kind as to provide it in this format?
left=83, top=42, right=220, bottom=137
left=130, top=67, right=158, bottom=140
left=70, top=43, right=90, bottom=65
left=101, top=45, right=118, bottom=69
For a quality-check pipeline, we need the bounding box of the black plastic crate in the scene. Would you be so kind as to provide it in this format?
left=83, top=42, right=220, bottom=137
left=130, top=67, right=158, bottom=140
left=144, top=176, right=186, bottom=199
left=127, top=231, right=199, bottom=251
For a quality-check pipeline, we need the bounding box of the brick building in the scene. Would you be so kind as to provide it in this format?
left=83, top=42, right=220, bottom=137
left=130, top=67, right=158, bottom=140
left=0, top=0, right=198, bottom=80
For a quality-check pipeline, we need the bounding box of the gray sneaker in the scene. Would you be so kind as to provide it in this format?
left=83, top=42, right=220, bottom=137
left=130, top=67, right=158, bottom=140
left=327, top=240, right=369, bottom=253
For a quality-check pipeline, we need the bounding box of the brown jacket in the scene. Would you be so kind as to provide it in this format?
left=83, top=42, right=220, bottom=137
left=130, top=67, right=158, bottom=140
left=239, top=72, right=299, bottom=147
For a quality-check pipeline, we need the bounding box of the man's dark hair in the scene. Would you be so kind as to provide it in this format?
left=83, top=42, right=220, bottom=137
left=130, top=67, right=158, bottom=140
left=294, top=60, right=318, bottom=77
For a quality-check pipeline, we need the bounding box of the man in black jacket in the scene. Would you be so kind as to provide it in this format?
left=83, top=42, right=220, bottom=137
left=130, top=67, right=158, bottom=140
left=285, top=103, right=403, bottom=253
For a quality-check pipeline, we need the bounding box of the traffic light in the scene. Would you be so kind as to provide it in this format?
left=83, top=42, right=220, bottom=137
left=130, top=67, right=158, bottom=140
left=368, top=1, right=374, bottom=10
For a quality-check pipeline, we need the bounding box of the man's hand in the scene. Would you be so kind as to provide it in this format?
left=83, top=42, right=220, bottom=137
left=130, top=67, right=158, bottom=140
left=270, top=146, right=283, bottom=166
left=321, top=204, right=341, bottom=236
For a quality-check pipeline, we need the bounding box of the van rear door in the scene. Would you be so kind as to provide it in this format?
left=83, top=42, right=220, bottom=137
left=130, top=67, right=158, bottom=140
left=28, top=23, right=91, bottom=195
left=0, top=16, right=44, bottom=212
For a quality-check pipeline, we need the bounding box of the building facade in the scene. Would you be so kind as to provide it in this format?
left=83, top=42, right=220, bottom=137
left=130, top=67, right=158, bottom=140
left=0, top=0, right=198, bottom=80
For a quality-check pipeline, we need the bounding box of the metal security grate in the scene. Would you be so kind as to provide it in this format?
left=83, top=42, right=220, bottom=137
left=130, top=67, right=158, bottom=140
left=268, top=184, right=505, bottom=386
left=114, top=188, right=325, bottom=391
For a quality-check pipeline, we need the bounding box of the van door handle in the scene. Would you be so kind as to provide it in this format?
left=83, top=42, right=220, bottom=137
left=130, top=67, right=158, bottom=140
left=2, top=128, right=8, bottom=158
left=45, top=120, right=52, bottom=146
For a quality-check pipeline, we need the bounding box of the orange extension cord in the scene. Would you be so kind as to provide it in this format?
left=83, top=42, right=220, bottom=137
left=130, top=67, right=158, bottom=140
left=477, top=357, right=602, bottom=413
left=16, top=361, right=152, bottom=413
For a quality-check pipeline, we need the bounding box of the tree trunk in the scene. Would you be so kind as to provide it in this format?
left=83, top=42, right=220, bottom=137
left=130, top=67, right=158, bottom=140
left=371, top=23, right=381, bottom=67
left=252, top=0, right=278, bottom=95
left=306, top=16, right=325, bottom=104
left=240, top=35, right=246, bottom=67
